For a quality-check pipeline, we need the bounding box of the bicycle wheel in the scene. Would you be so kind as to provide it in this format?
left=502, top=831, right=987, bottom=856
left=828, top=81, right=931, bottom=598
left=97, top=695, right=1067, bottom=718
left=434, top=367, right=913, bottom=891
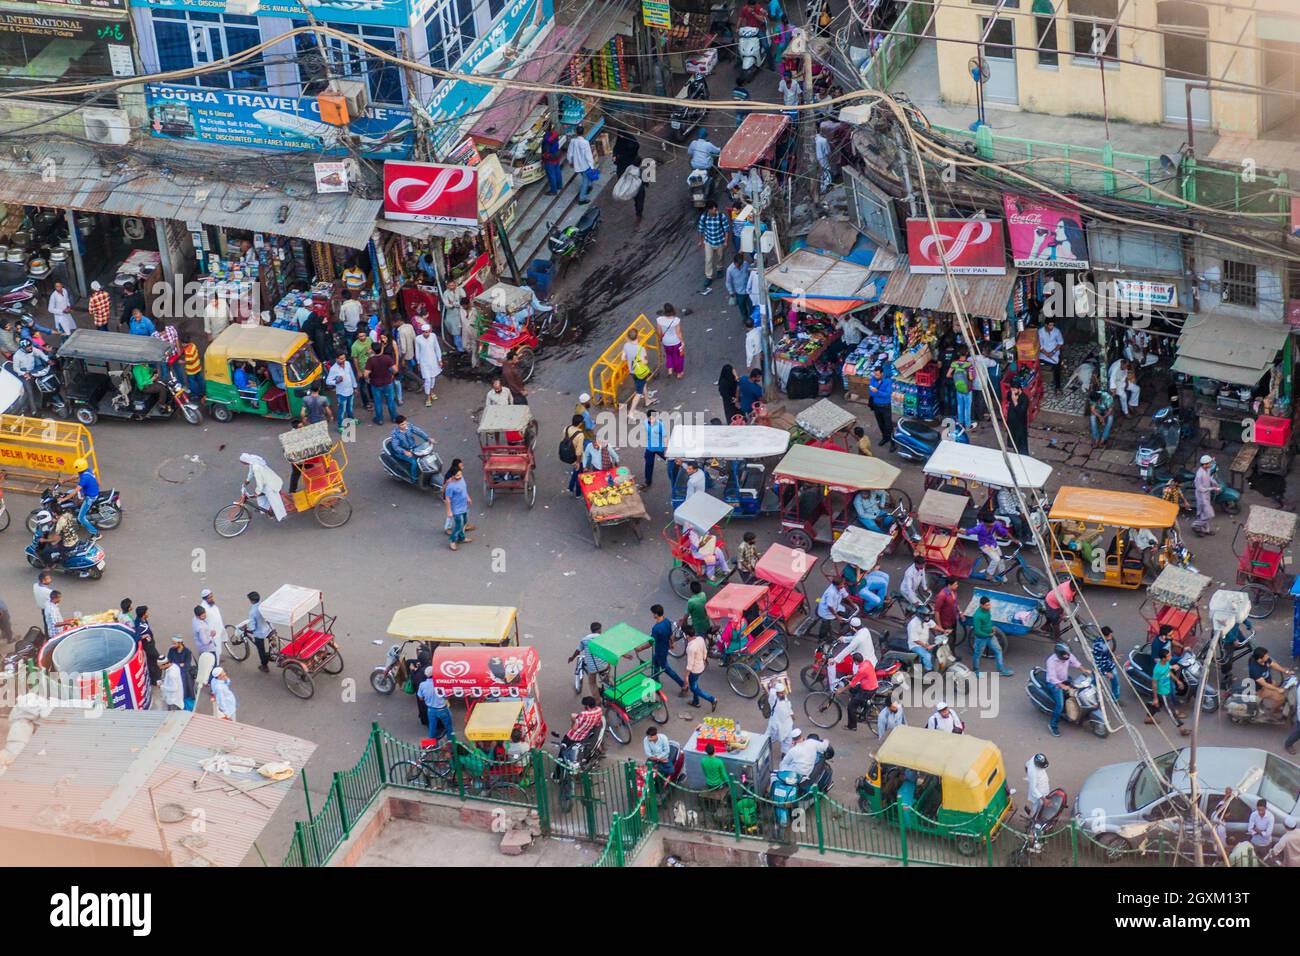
left=604, top=707, right=631, bottom=744
left=1017, top=564, right=1049, bottom=599
left=1243, top=583, right=1276, bottom=619
left=213, top=503, right=251, bottom=538
left=800, top=664, right=826, bottom=691
left=803, top=691, right=842, bottom=729
left=314, top=495, right=352, bottom=529
left=390, top=760, right=432, bottom=788
left=225, top=624, right=249, bottom=662
left=281, top=661, right=314, bottom=699
left=727, top=662, right=760, bottom=698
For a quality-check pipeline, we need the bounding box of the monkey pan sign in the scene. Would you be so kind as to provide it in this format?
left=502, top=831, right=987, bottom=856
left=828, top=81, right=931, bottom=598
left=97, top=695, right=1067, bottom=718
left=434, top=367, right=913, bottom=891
left=1001, top=194, right=1090, bottom=270
left=382, top=160, right=479, bottom=227
left=429, top=645, right=540, bottom=699
left=905, top=217, right=1006, bottom=275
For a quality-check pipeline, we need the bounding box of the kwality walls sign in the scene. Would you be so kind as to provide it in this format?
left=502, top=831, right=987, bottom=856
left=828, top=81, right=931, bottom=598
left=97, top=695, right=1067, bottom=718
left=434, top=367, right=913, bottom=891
left=132, top=0, right=407, bottom=28
left=905, top=217, right=1007, bottom=276
left=383, top=160, right=479, bottom=227
left=425, top=0, right=555, bottom=159
left=145, top=83, right=413, bottom=159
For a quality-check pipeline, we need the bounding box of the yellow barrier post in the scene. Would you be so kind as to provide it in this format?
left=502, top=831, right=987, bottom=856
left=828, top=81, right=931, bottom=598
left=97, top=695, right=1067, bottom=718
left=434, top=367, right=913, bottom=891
left=0, top=415, right=98, bottom=495
left=588, top=314, right=662, bottom=407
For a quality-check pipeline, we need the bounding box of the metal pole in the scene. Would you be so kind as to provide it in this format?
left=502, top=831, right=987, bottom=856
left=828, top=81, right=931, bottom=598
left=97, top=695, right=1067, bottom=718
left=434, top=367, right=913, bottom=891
left=803, top=43, right=818, bottom=205
left=753, top=188, right=775, bottom=394
left=892, top=126, right=918, bottom=217
left=65, top=209, right=85, bottom=301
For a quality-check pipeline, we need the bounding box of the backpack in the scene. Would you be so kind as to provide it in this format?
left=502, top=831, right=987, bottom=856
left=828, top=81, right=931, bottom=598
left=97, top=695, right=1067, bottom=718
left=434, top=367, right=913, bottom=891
left=558, top=427, right=578, bottom=465
left=952, top=361, right=970, bottom=394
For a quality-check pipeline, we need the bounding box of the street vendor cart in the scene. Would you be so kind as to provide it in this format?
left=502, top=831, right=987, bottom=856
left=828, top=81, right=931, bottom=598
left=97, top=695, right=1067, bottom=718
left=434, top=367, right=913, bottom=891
left=257, top=584, right=343, bottom=699
left=478, top=403, right=538, bottom=508
left=578, top=465, right=648, bottom=548
left=1233, top=505, right=1296, bottom=619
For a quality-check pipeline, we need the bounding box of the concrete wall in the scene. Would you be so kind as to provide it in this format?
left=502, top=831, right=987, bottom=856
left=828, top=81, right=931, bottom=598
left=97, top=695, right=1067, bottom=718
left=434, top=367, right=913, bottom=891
left=0, top=827, right=161, bottom=867
left=1192, top=239, right=1286, bottom=321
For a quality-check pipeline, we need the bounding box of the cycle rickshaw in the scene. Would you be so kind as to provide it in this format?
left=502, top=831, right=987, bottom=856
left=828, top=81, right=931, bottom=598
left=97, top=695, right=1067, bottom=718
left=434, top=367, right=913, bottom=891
left=771, top=443, right=906, bottom=552
left=478, top=403, right=538, bottom=508
left=665, top=492, right=735, bottom=598
left=706, top=582, right=791, bottom=699
left=1232, top=505, right=1296, bottom=619
left=226, top=584, right=343, bottom=699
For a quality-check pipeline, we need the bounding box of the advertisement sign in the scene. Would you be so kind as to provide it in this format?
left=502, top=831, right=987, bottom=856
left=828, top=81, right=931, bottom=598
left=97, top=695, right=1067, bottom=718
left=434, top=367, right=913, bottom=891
left=18, top=0, right=125, bottom=9
left=1002, top=194, right=1089, bottom=269
left=132, top=0, right=405, bottom=27
left=429, top=645, right=539, bottom=698
left=1112, top=278, right=1178, bottom=308
left=314, top=161, right=350, bottom=194
left=476, top=153, right=514, bottom=222
left=383, top=161, right=479, bottom=227
left=145, top=84, right=412, bottom=159
left=642, top=0, right=671, bottom=28
left=0, top=12, right=134, bottom=85
left=905, top=218, right=1006, bottom=275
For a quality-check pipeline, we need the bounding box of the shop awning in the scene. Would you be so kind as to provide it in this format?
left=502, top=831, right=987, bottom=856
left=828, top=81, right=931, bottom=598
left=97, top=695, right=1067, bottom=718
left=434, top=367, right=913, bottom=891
left=468, top=26, right=584, bottom=149
left=1172, top=312, right=1289, bottom=385
left=376, top=218, right=474, bottom=240
left=764, top=248, right=885, bottom=314
left=879, top=258, right=1018, bottom=320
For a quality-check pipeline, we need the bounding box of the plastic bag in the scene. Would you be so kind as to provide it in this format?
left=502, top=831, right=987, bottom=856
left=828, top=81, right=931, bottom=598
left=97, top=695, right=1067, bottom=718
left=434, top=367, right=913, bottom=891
left=612, top=165, right=642, bottom=201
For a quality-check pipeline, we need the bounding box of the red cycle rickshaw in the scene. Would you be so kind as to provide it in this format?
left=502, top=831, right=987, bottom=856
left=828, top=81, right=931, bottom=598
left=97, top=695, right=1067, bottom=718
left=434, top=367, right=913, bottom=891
left=665, top=492, right=735, bottom=599
left=1232, top=505, right=1296, bottom=619
left=753, top=543, right=817, bottom=637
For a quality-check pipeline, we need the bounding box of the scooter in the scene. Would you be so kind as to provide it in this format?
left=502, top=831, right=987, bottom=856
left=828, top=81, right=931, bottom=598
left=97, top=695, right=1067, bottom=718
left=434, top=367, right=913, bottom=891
left=1225, top=673, right=1299, bottom=725
left=25, top=483, right=123, bottom=534
left=735, top=25, right=762, bottom=84
left=370, top=639, right=432, bottom=695
left=1148, top=466, right=1240, bottom=516
left=880, top=629, right=970, bottom=683
left=547, top=206, right=601, bottom=275
left=891, top=417, right=968, bottom=463
left=379, top=437, right=444, bottom=494
left=1025, top=668, right=1109, bottom=737
left=1124, top=643, right=1219, bottom=713
left=669, top=72, right=710, bottom=142
left=638, top=741, right=687, bottom=800
left=25, top=530, right=106, bottom=579
left=1135, top=405, right=1199, bottom=490
left=687, top=165, right=719, bottom=210
left=0, top=279, right=36, bottom=306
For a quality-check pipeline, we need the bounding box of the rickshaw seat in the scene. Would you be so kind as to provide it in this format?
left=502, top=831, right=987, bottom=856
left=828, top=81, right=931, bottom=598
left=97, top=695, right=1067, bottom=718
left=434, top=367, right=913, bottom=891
left=485, top=452, right=531, bottom=470
left=279, top=628, right=330, bottom=659
left=69, top=372, right=110, bottom=402
left=577, top=207, right=601, bottom=231
left=742, top=626, right=780, bottom=655
left=300, top=456, right=342, bottom=493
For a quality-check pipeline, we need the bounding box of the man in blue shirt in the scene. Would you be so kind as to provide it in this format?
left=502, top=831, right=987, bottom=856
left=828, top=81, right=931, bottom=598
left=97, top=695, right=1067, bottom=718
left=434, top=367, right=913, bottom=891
left=868, top=366, right=894, bottom=448
left=417, top=667, right=455, bottom=743
left=245, top=590, right=273, bottom=672
left=59, top=457, right=100, bottom=539
left=389, top=414, right=432, bottom=480
left=737, top=368, right=764, bottom=416
left=725, top=253, right=752, bottom=322
left=643, top=409, right=667, bottom=490
left=650, top=604, right=688, bottom=697
left=126, top=308, right=156, bottom=337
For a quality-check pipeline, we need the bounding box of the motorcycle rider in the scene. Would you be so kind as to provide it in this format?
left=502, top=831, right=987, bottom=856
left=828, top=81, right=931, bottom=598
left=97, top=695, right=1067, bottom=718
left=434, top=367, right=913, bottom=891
left=1025, top=753, right=1050, bottom=818
left=389, top=414, right=434, bottom=481
left=830, top=616, right=877, bottom=672
left=778, top=729, right=830, bottom=791
left=33, top=508, right=79, bottom=568
left=687, top=128, right=721, bottom=171
left=58, top=458, right=101, bottom=541
left=899, top=555, right=929, bottom=610
left=562, top=696, right=605, bottom=753
left=1045, top=642, right=1091, bottom=737
left=906, top=605, right=939, bottom=671
left=1248, top=646, right=1295, bottom=714
left=12, top=337, right=52, bottom=414
left=835, top=653, right=878, bottom=731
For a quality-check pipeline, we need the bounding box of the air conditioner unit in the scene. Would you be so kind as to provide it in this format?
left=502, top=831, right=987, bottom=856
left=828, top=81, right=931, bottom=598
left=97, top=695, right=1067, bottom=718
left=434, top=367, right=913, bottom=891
left=326, top=79, right=369, bottom=121
left=83, top=107, right=131, bottom=146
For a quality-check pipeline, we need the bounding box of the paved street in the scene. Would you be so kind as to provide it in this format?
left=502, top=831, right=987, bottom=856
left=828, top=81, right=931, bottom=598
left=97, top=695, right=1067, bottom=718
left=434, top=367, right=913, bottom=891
left=8, top=137, right=1295, bottom=868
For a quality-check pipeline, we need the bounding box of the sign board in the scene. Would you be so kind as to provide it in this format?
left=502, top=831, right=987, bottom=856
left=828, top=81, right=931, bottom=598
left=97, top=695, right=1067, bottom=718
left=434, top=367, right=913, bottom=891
left=475, top=153, right=514, bottom=222
left=132, top=0, right=406, bottom=27
left=1291, top=197, right=1299, bottom=239
left=1002, top=194, right=1089, bottom=269
left=843, top=165, right=900, bottom=252
left=642, top=0, right=671, bottom=28
left=1112, top=279, right=1178, bottom=308
left=383, top=161, right=479, bottom=227
left=905, top=217, right=1006, bottom=275
left=314, top=162, right=350, bottom=194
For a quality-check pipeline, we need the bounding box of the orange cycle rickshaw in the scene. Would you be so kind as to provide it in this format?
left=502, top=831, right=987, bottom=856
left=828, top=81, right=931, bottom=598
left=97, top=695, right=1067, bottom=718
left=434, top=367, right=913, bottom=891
left=753, top=543, right=817, bottom=637
left=666, top=492, right=735, bottom=598
left=771, top=443, right=906, bottom=552
left=213, top=421, right=351, bottom=536
left=706, top=583, right=791, bottom=698
left=1232, top=505, right=1296, bottom=619
left=478, top=403, right=538, bottom=508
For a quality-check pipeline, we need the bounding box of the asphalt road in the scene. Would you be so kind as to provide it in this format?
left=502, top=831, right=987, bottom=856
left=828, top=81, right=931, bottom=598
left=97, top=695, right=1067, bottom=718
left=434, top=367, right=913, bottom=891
left=9, top=108, right=1296, bottom=866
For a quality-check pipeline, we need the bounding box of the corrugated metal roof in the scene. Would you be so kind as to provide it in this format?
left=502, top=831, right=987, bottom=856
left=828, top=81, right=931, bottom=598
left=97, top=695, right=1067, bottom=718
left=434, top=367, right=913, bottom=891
left=1173, top=311, right=1288, bottom=385
left=878, top=259, right=1018, bottom=320
left=0, top=709, right=315, bottom=867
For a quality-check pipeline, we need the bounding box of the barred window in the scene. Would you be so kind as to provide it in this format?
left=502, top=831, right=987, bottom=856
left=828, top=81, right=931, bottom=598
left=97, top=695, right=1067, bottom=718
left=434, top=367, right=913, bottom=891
left=1222, top=260, right=1258, bottom=308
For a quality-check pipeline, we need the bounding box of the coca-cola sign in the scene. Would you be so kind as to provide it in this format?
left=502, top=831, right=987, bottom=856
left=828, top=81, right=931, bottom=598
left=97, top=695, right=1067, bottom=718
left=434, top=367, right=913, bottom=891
left=906, top=217, right=1007, bottom=275
left=383, top=160, right=478, bottom=227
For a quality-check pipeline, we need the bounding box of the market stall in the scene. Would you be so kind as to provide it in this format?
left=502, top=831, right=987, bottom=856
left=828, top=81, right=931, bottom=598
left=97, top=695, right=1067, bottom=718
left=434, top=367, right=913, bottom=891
left=577, top=465, right=648, bottom=548
left=682, top=716, right=771, bottom=795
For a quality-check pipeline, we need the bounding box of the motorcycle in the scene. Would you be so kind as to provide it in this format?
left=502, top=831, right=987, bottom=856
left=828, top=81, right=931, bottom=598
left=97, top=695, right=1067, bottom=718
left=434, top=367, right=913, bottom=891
left=547, top=206, right=601, bottom=275
left=687, top=165, right=719, bottom=210
left=0, top=279, right=36, bottom=306
left=370, top=639, right=432, bottom=695
left=1135, top=405, right=1200, bottom=490
left=1225, top=673, right=1298, bottom=726
left=1124, top=643, right=1219, bottom=713
left=669, top=72, right=710, bottom=142
left=159, top=369, right=203, bottom=425
left=25, top=529, right=106, bottom=579
left=1025, top=668, right=1109, bottom=737
left=1148, top=466, right=1240, bottom=516
left=637, top=740, right=686, bottom=801
left=735, top=25, right=762, bottom=84
left=25, top=483, right=123, bottom=534
left=2, top=626, right=46, bottom=672
left=379, top=437, right=444, bottom=494
left=771, top=740, right=835, bottom=829
left=891, top=417, right=968, bottom=463
left=880, top=629, right=970, bottom=682
left=551, top=723, right=606, bottom=812
left=1009, top=787, right=1069, bottom=866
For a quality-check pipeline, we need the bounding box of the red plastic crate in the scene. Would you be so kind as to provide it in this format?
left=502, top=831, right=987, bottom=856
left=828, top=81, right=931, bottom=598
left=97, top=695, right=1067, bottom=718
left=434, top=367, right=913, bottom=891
left=914, top=362, right=940, bottom=387
left=1254, top=415, right=1291, bottom=448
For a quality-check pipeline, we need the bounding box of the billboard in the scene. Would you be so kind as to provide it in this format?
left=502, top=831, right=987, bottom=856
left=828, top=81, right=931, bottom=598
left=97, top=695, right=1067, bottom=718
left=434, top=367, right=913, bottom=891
left=905, top=218, right=1006, bottom=275
left=1002, top=194, right=1089, bottom=269
left=133, top=0, right=407, bottom=27
left=383, top=161, right=478, bottom=227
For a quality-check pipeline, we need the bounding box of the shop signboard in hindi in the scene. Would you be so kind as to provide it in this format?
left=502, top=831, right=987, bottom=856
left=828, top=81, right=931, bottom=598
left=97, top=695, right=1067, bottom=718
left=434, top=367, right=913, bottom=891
left=642, top=0, right=671, bottom=28
left=383, top=161, right=479, bottom=227
left=144, top=84, right=413, bottom=158
left=314, top=162, right=349, bottom=194
left=905, top=218, right=1006, bottom=275
left=1112, top=278, right=1178, bottom=308
left=1001, top=194, right=1089, bottom=269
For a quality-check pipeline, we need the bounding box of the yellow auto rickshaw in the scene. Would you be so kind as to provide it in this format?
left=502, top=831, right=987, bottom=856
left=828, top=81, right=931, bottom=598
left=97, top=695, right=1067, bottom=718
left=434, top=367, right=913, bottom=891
left=1047, top=486, right=1187, bottom=589
left=203, top=325, right=322, bottom=423
left=371, top=603, right=522, bottom=699
left=855, top=726, right=1014, bottom=855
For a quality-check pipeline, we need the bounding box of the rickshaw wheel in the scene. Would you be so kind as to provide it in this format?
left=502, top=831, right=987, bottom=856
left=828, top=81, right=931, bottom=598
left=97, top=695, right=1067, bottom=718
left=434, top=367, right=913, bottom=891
left=213, top=503, right=252, bottom=538
left=225, top=624, right=249, bottom=662
left=727, top=662, right=760, bottom=698
left=955, top=836, right=979, bottom=857
left=390, top=760, right=432, bottom=788
left=803, top=691, right=842, bottom=728
left=767, top=647, right=790, bottom=673
left=784, top=528, right=813, bottom=552
left=314, top=496, right=352, bottom=528
left=282, top=662, right=314, bottom=699
left=604, top=708, right=631, bottom=744
left=668, top=565, right=697, bottom=599
left=889, top=489, right=914, bottom=515
left=516, top=347, right=536, bottom=383
left=1017, top=565, right=1049, bottom=599
left=320, top=643, right=344, bottom=675
left=0, top=506, right=9, bottom=533
left=210, top=404, right=234, bottom=423
left=650, top=698, right=670, bottom=724
left=483, top=479, right=495, bottom=507
left=1243, top=583, right=1276, bottom=619
left=525, top=474, right=537, bottom=508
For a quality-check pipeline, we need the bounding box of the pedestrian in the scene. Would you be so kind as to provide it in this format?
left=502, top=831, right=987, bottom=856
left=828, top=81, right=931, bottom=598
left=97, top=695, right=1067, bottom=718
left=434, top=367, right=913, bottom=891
left=159, top=656, right=184, bottom=711
left=726, top=254, right=752, bottom=322
left=643, top=408, right=667, bottom=489
left=649, top=604, right=688, bottom=697
left=1144, top=646, right=1190, bottom=736
left=42, top=590, right=65, bottom=636
left=564, top=414, right=587, bottom=498
left=541, top=123, right=563, bottom=195
left=501, top=348, right=528, bottom=405
left=1037, top=319, right=1064, bottom=390
left=744, top=317, right=763, bottom=373
left=970, top=595, right=1014, bottom=676
left=87, top=281, right=111, bottom=330
left=439, top=278, right=464, bottom=352
left=612, top=128, right=641, bottom=180
left=203, top=294, right=230, bottom=341
left=731, top=81, right=750, bottom=126
left=341, top=258, right=368, bottom=294
left=1026, top=753, right=1050, bottom=818
left=199, top=588, right=224, bottom=661
left=684, top=623, right=718, bottom=711
left=737, top=367, right=764, bottom=418
left=682, top=460, right=706, bottom=502
left=325, top=352, right=357, bottom=428
left=1248, top=799, right=1276, bottom=853
left=737, top=531, right=760, bottom=583
left=685, top=578, right=711, bottom=639
left=697, top=200, right=729, bottom=295
left=191, top=604, right=219, bottom=691
left=444, top=458, right=472, bottom=551
left=1006, top=382, right=1030, bottom=453
left=877, top=697, right=905, bottom=738
left=395, top=314, right=417, bottom=381
left=301, top=383, right=333, bottom=426
left=853, top=425, right=872, bottom=457
left=925, top=701, right=965, bottom=733
left=718, top=363, right=741, bottom=422
left=134, top=606, right=160, bottom=685
left=868, top=365, right=894, bottom=447
left=778, top=70, right=802, bottom=107
left=127, top=307, right=155, bottom=337
left=33, top=569, right=53, bottom=622
left=948, top=347, right=975, bottom=430
left=167, top=634, right=196, bottom=710
left=486, top=377, right=514, bottom=407
left=245, top=590, right=272, bottom=672
left=350, top=329, right=374, bottom=410
left=567, top=124, right=596, bottom=203
left=48, top=281, right=74, bottom=336
left=622, top=328, right=655, bottom=415
left=414, top=325, right=443, bottom=404
left=1267, top=816, right=1300, bottom=866
left=765, top=684, right=795, bottom=754
left=656, top=304, right=684, bottom=379
left=815, top=127, right=833, bottom=192
left=632, top=174, right=647, bottom=223
left=0, top=595, right=11, bottom=646
left=1092, top=626, right=1122, bottom=700
left=1192, top=454, right=1220, bottom=536
left=210, top=667, right=237, bottom=721
left=179, top=334, right=204, bottom=400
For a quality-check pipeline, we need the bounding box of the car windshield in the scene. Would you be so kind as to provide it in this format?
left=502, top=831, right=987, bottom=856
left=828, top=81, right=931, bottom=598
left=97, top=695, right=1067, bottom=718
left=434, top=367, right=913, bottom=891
left=1258, top=754, right=1300, bottom=813
left=1127, top=751, right=1179, bottom=811
left=285, top=343, right=320, bottom=383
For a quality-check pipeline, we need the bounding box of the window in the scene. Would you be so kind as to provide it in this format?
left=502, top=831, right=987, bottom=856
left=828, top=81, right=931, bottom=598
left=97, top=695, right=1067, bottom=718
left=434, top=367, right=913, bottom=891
left=424, top=0, right=478, bottom=73
left=1222, top=260, right=1259, bottom=308
left=973, top=0, right=1019, bottom=6
left=1070, top=0, right=1118, bottom=64
left=1259, top=755, right=1300, bottom=812
left=0, top=15, right=134, bottom=103
left=152, top=10, right=266, bottom=90
left=488, top=0, right=509, bottom=16
left=1126, top=751, right=1178, bottom=811
left=293, top=22, right=404, bottom=106
left=1035, top=14, right=1059, bottom=66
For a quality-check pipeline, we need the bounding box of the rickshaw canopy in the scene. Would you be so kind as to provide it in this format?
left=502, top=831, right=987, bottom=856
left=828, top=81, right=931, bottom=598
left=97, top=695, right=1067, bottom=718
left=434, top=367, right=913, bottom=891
left=58, top=329, right=170, bottom=364
left=430, top=645, right=539, bottom=696
left=673, top=492, right=733, bottom=534
left=754, top=543, right=815, bottom=588
left=830, top=526, right=894, bottom=570
left=205, top=324, right=309, bottom=365
left=464, top=700, right=525, bottom=740
left=795, top=399, right=857, bottom=441
left=875, top=726, right=1007, bottom=815
left=259, top=585, right=323, bottom=628
left=278, top=421, right=335, bottom=463
left=1147, top=564, right=1212, bottom=609
left=589, top=622, right=652, bottom=664
left=1244, top=505, right=1297, bottom=545
left=1048, top=487, right=1179, bottom=529
left=773, top=443, right=901, bottom=491
left=473, top=282, right=533, bottom=314
left=478, top=403, right=534, bottom=434
left=917, top=489, right=970, bottom=529
left=664, top=424, right=790, bottom=461
left=706, top=583, right=769, bottom=623
left=720, top=113, right=791, bottom=170
left=923, top=441, right=1052, bottom=490
left=386, top=604, right=518, bottom=644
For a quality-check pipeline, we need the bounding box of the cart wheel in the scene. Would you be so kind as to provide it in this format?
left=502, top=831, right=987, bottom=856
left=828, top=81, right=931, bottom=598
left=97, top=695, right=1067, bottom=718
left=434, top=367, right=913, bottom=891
left=650, top=697, right=670, bottom=725
left=213, top=503, right=252, bottom=538
left=282, top=661, right=314, bottom=699
left=591, top=521, right=602, bottom=549
left=390, top=760, right=433, bottom=788
left=668, top=565, right=697, bottom=600
left=1243, top=583, right=1276, bottom=620
left=525, top=474, right=537, bottom=509
left=75, top=406, right=98, bottom=427
left=314, top=495, right=352, bottom=529
left=516, top=347, right=536, bottom=383
left=955, top=836, right=979, bottom=857
left=370, top=669, right=396, bottom=695
left=784, top=528, right=813, bottom=551
left=727, top=662, right=760, bottom=698
left=225, top=624, right=249, bottom=662
left=800, top=664, right=825, bottom=692
left=803, top=691, right=842, bottom=729
left=604, top=708, right=631, bottom=744
left=0, top=506, right=10, bottom=533
left=320, top=643, right=344, bottom=675
left=1017, top=564, right=1049, bottom=599
left=210, top=403, right=234, bottom=423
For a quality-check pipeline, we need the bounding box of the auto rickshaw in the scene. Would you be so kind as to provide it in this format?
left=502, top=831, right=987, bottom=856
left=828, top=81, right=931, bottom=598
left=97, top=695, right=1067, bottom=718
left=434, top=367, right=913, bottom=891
left=1047, top=487, right=1187, bottom=589
left=855, top=725, right=1015, bottom=856
left=203, top=325, right=322, bottom=423
left=589, top=622, right=670, bottom=745
left=665, top=423, right=790, bottom=515
left=55, top=329, right=201, bottom=426
left=771, top=443, right=907, bottom=551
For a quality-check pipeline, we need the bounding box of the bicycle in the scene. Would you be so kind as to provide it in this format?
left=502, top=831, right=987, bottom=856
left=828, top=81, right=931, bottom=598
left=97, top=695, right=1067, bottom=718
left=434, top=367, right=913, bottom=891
left=536, top=299, right=570, bottom=340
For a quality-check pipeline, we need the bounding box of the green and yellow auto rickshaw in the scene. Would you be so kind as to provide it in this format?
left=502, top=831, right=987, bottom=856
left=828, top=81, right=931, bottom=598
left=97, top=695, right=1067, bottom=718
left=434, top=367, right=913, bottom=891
left=855, top=725, right=1014, bottom=855
left=203, top=325, right=321, bottom=423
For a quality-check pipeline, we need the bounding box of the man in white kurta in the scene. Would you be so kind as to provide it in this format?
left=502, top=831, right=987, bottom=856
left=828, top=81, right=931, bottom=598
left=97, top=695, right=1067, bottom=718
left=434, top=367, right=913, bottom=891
left=414, top=327, right=443, bottom=404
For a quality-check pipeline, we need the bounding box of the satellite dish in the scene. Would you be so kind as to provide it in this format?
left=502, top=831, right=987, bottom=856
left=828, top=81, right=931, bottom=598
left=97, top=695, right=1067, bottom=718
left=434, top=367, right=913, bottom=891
left=968, top=57, right=991, bottom=83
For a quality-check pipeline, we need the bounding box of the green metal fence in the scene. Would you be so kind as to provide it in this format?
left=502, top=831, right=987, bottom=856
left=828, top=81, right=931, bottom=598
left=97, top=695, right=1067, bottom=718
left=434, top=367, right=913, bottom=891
left=858, top=0, right=931, bottom=92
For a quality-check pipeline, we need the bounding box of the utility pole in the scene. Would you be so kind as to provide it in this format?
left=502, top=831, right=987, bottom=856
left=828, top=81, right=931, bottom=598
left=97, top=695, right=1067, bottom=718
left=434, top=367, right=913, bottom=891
left=891, top=124, right=918, bottom=217
left=753, top=178, right=775, bottom=394
left=802, top=34, right=818, bottom=205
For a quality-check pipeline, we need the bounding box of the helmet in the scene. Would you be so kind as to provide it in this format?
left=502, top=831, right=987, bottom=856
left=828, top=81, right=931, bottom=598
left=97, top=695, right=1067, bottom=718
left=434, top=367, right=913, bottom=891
left=696, top=128, right=709, bottom=139
left=33, top=509, right=52, bottom=526
left=72, top=458, right=88, bottom=472
left=19, top=339, right=32, bottom=351
left=1033, top=753, right=1049, bottom=768
left=1054, top=642, right=1070, bottom=658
